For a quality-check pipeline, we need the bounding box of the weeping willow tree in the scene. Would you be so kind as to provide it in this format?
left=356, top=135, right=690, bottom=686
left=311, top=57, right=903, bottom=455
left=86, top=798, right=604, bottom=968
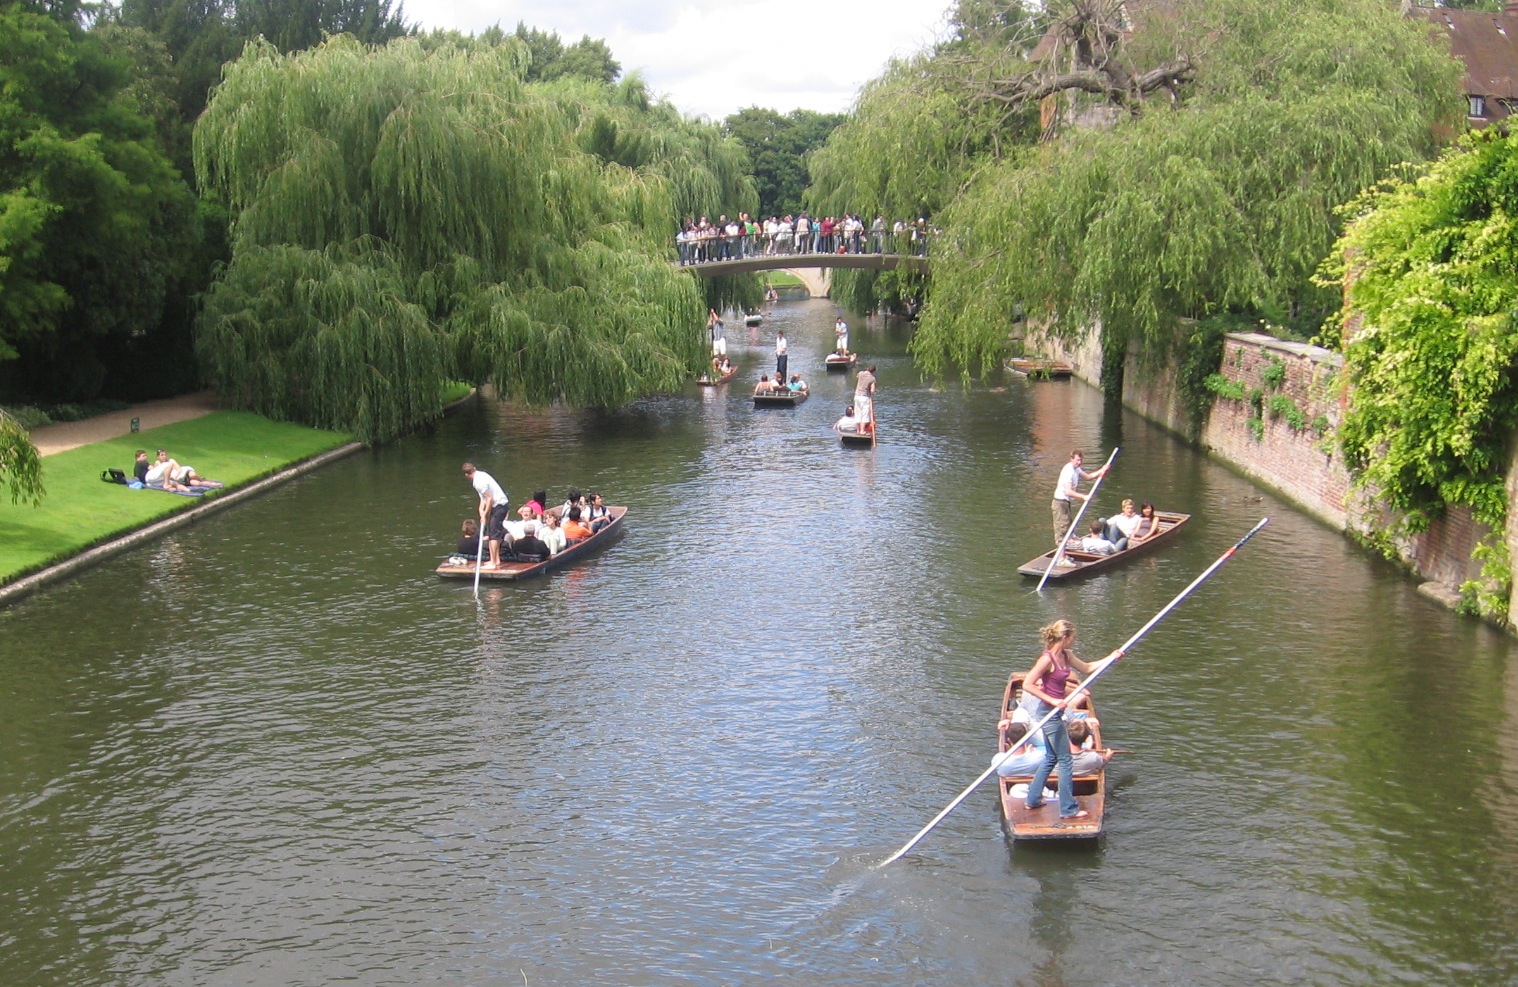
left=910, top=0, right=1463, bottom=382
left=0, top=411, right=44, bottom=507
left=195, top=35, right=752, bottom=441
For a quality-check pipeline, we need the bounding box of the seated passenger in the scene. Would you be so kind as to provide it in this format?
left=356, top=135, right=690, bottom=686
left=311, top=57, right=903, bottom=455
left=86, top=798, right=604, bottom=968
left=1077, top=519, right=1119, bottom=556
left=539, top=512, right=567, bottom=555
left=560, top=488, right=585, bottom=518
left=585, top=492, right=612, bottom=532
left=718, top=357, right=734, bottom=375
left=1101, top=498, right=1143, bottom=551
left=457, top=519, right=482, bottom=558
left=833, top=405, right=860, bottom=433
left=513, top=521, right=551, bottom=562
left=994, top=721, right=1047, bottom=777
left=523, top=490, right=546, bottom=519
left=1066, top=719, right=1115, bottom=775
left=563, top=506, right=593, bottom=541
left=788, top=373, right=808, bottom=393
left=754, top=374, right=776, bottom=395
left=1127, top=502, right=1161, bottom=548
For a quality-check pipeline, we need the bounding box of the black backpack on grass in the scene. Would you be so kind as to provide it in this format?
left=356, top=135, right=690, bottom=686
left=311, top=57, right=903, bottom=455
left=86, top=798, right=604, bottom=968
left=101, top=468, right=128, bottom=484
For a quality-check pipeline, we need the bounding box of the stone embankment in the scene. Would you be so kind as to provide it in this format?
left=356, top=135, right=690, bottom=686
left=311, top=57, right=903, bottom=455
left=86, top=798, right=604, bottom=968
left=1027, top=327, right=1509, bottom=626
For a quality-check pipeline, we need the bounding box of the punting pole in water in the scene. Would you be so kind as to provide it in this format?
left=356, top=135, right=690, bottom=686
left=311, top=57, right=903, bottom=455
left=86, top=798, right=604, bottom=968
left=472, top=514, right=486, bottom=598
left=1035, top=447, right=1120, bottom=593
left=880, top=517, right=1270, bottom=867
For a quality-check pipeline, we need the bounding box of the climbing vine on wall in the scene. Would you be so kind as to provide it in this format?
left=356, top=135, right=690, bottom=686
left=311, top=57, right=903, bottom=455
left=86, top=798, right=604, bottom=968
left=1318, top=129, right=1518, bottom=617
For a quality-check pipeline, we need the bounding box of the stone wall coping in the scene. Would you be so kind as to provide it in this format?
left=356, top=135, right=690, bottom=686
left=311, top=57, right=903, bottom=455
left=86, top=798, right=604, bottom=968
left=1225, top=331, right=1342, bottom=367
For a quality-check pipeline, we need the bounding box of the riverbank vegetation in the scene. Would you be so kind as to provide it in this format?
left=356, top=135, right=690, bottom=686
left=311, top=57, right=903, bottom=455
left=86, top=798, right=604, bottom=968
left=807, top=0, right=1463, bottom=380
left=0, top=413, right=351, bottom=585
left=1318, top=129, right=1518, bottom=618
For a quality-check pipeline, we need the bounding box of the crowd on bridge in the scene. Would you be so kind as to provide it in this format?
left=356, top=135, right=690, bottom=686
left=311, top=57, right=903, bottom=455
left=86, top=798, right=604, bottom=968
left=676, top=213, right=935, bottom=265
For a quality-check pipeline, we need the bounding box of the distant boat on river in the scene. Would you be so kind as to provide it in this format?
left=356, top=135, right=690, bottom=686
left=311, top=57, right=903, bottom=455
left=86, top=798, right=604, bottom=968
left=1007, top=357, right=1073, bottom=380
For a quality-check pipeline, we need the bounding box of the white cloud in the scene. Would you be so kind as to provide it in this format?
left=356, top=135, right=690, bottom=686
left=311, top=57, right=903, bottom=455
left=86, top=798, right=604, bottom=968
left=402, top=0, right=954, bottom=119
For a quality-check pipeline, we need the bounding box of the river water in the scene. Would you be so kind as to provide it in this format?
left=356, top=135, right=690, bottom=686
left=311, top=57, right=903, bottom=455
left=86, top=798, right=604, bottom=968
left=2, top=298, right=1516, bottom=986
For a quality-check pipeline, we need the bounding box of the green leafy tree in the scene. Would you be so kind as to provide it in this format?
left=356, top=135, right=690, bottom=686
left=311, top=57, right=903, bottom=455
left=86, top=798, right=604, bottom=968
left=0, top=3, right=199, bottom=401
left=194, top=35, right=740, bottom=442
left=1318, top=130, right=1518, bottom=615
left=905, top=0, right=1463, bottom=383
left=0, top=408, right=44, bottom=506
left=513, top=23, right=620, bottom=83
left=723, top=107, right=844, bottom=218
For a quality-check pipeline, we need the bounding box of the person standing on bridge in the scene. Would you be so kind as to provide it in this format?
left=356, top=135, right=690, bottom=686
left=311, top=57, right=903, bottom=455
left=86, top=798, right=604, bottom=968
left=775, top=330, right=788, bottom=380
left=795, top=213, right=811, bottom=254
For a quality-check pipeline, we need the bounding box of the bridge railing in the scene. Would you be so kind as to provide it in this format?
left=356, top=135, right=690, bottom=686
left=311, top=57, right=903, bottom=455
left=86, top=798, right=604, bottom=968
left=676, top=229, right=934, bottom=266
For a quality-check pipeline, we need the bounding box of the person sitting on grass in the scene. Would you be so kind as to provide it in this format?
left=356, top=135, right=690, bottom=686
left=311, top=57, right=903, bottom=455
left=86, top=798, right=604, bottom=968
left=155, top=448, right=222, bottom=488
left=142, top=450, right=191, bottom=492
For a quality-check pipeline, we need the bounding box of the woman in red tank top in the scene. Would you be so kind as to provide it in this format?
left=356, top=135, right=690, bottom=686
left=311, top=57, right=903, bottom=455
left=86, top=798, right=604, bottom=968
left=1022, top=619, right=1120, bottom=819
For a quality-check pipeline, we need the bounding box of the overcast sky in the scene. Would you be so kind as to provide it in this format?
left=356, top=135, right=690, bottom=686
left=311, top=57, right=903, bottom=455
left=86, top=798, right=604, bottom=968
left=401, top=0, right=957, bottom=120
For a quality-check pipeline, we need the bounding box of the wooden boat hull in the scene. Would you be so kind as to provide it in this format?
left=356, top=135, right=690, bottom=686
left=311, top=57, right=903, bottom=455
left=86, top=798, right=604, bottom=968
left=1007, top=357, right=1073, bottom=380
left=1017, top=510, right=1190, bottom=581
left=435, top=506, right=626, bottom=581
left=840, top=429, right=875, bottom=448
left=753, top=390, right=808, bottom=408
left=997, top=671, right=1106, bottom=840
left=745, top=314, right=762, bottom=326
left=825, top=353, right=857, bottom=373
left=698, top=368, right=736, bottom=386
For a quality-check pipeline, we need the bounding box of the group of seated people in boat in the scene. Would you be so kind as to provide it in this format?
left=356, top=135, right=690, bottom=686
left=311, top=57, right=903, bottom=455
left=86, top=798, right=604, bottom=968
left=453, top=488, right=612, bottom=565
left=1074, top=499, right=1161, bottom=555
left=700, top=355, right=734, bottom=382
left=753, top=372, right=807, bottom=395
left=994, top=690, right=1110, bottom=778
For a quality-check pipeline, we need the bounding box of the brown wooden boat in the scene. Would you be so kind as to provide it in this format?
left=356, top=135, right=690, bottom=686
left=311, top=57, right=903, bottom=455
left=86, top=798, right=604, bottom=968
left=435, top=506, right=627, bottom=582
left=698, top=366, right=737, bottom=386
left=1007, top=357, right=1074, bottom=380
left=1017, top=510, right=1190, bottom=581
left=753, top=388, right=808, bottom=408
left=997, top=671, right=1106, bottom=840
left=825, top=352, right=857, bottom=373
left=840, top=411, right=877, bottom=448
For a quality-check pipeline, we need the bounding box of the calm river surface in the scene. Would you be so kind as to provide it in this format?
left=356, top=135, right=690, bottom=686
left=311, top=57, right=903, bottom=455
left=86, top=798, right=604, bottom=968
left=3, top=298, right=1517, bottom=986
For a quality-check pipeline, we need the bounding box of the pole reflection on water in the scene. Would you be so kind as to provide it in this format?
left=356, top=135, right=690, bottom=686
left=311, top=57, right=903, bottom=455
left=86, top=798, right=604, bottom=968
left=1, top=298, right=1516, bottom=986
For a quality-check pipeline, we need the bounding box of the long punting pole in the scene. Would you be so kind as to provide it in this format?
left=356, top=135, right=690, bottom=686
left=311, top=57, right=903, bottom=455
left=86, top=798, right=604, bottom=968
left=1036, top=447, right=1121, bottom=593
left=472, top=505, right=487, bottom=599
left=880, top=517, right=1270, bottom=867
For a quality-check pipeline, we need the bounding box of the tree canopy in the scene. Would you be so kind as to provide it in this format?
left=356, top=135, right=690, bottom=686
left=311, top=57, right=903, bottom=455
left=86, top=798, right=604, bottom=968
left=194, top=35, right=753, bottom=442
left=722, top=107, right=844, bottom=219
left=889, top=0, right=1464, bottom=382
left=0, top=2, right=200, bottom=401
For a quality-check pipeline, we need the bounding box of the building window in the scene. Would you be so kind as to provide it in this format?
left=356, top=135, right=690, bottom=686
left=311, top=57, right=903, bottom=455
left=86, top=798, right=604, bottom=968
left=1470, top=95, right=1487, bottom=117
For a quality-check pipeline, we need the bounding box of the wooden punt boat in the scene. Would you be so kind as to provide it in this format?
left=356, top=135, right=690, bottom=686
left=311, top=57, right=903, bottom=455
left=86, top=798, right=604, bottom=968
left=697, top=366, right=737, bottom=386
left=1017, top=510, right=1190, bottom=581
left=839, top=412, right=877, bottom=448
left=997, top=671, right=1106, bottom=840
left=753, top=389, right=808, bottom=408
left=825, top=352, right=857, bottom=373
left=435, top=506, right=627, bottom=582
left=745, top=313, right=763, bottom=326
left=1007, top=357, right=1074, bottom=380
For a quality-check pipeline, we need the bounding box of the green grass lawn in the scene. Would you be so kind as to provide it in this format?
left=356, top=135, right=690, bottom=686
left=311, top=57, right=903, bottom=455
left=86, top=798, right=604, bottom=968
left=1, top=412, right=353, bottom=585
left=763, top=272, right=804, bottom=287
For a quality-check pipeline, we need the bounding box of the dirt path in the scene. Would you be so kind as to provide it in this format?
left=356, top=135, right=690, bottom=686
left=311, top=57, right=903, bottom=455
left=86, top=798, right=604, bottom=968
left=30, top=392, right=220, bottom=456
